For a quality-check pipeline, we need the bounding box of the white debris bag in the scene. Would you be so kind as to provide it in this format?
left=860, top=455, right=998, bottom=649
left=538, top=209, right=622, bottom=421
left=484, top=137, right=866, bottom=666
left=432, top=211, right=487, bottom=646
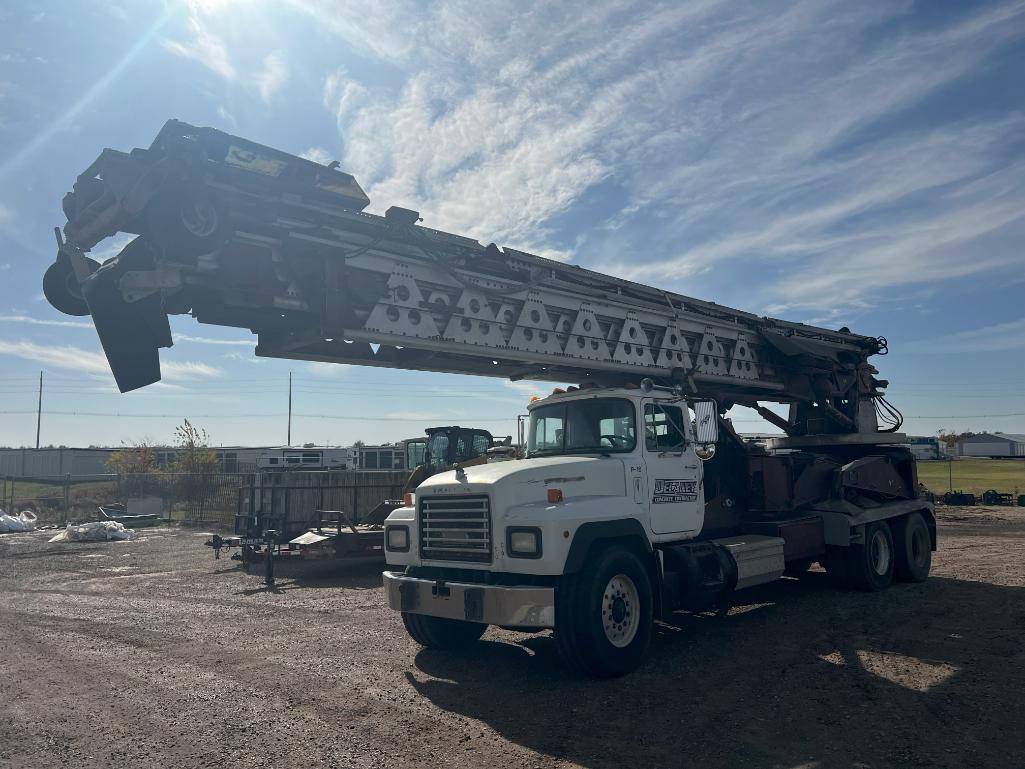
left=0, top=509, right=37, bottom=533
left=48, top=520, right=137, bottom=542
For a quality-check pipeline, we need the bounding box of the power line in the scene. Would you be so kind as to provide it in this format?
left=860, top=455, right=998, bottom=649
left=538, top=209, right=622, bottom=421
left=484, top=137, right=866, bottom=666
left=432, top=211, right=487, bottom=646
left=0, top=410, right=515, bottom=422
left=2, top=409, right=1021, bottom=421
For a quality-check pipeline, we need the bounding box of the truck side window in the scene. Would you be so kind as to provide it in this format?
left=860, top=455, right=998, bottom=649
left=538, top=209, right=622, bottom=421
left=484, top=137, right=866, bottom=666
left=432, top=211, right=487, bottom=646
left=644, top=404, right=686, bottom=451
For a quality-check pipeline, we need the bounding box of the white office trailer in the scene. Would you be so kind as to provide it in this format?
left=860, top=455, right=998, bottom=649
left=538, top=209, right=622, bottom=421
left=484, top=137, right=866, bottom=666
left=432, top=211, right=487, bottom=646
left=256, top=446, right=358, bottom=471
left=908, top=437, right=944, bottom=461
left=357, top=444, right=408, bottom=471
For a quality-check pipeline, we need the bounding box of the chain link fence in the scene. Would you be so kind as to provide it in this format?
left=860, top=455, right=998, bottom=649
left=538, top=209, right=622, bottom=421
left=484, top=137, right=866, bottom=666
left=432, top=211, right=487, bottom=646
left=2, top=469, right=410, bottom=527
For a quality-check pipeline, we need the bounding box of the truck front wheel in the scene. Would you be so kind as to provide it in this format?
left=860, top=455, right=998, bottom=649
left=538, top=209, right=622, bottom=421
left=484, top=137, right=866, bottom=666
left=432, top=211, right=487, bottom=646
left=401, top=613, right=486, bottom=649
left=555, top=546, right=653, bottom=677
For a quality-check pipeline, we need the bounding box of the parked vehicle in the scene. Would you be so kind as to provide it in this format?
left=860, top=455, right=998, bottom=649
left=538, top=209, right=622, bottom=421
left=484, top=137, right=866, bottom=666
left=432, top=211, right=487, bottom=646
left=48, top=121, right=936, bottom=676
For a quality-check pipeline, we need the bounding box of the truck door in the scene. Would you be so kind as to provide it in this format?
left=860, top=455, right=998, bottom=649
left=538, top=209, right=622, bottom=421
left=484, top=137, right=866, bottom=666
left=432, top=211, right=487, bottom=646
left=643, top=400, right=703, bottom=536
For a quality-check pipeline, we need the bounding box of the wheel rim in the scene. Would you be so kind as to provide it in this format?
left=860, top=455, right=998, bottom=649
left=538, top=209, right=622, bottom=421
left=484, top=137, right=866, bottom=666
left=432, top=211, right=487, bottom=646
left=869, top=529, right=891, bottom=576
left=602, top=573, right=640, bottom=648
left=180, top=199, right=218, bottom=237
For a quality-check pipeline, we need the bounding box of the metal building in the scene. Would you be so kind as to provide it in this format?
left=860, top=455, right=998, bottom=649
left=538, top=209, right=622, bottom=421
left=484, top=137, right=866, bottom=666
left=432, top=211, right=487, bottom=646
left=956, top=433, right=1025, bottom=458
left=0, top=447, right=117, bottom=479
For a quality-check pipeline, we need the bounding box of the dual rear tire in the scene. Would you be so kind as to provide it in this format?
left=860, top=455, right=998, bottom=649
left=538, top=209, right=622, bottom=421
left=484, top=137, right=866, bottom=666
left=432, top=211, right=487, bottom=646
left=825, top=512, right=931, bottom=591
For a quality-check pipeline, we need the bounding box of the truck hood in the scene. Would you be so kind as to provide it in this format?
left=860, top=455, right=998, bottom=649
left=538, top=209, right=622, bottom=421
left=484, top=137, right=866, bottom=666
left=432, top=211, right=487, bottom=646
left=416, top=455, right=626, bottom=500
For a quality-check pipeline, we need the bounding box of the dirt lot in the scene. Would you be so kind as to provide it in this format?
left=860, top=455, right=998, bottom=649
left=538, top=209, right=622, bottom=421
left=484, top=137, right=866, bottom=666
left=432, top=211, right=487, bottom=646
left=1, top=508, right=1023, bottom=769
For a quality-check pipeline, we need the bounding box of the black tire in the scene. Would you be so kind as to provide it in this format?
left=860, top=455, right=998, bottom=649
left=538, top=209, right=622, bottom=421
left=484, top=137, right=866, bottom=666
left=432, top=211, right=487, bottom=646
left=555, top=546, right=653, bottom=678
left=146, top=187, right=230, bottom=254
left=401, top=612, right=486, bottom=650
left=845, top=521, right=895, bottom=592
left=893, top=512, right=931, bottom=583
left=784, top=558, right=814, bottom=578
left=42, top=256, right=100, bottom=316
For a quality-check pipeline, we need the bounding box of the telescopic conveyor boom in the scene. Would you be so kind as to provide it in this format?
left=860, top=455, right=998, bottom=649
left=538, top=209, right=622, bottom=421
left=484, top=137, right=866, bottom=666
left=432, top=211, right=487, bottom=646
left=45, top=120, right=900, bottom=440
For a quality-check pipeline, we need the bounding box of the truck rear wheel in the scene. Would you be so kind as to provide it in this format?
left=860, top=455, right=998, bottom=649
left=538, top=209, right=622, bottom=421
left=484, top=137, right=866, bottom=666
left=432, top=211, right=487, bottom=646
left=555, top=546, right=653, bottom=677
left=401, top=613, right=486, bottom=650
left=893, top=512, right=931, bottom=582
left=846, top=521, right=895, bottom=591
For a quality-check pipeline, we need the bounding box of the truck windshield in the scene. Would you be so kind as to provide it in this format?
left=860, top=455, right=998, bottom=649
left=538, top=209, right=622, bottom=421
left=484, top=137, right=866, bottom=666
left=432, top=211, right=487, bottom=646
left=528, top=398, right=636, bottom=456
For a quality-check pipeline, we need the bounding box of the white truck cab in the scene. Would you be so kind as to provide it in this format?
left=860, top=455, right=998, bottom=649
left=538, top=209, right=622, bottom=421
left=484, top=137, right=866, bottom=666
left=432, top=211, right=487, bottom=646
left=383, top=386, right=800, bottom=675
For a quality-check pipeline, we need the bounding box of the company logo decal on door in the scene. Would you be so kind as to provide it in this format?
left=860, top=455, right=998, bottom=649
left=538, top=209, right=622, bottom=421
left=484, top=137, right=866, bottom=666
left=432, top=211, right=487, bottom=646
left=652, top=479, right=697, bottom=504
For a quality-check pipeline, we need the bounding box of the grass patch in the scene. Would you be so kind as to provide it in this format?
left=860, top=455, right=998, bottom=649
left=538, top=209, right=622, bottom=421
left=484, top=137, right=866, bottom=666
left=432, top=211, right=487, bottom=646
left=4, top=479, right=115, bottom=500
left=917, top=458, right=1025, bottom=496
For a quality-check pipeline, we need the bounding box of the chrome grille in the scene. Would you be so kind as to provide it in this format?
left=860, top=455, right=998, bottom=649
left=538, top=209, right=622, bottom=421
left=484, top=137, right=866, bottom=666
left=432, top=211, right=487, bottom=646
left=418, top=494, right=491, bottom=563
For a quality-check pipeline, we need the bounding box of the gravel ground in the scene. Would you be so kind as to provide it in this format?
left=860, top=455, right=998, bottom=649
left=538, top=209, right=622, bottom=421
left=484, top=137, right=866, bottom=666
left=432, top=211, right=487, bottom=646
left=1, top=507, right=1023, bottom=769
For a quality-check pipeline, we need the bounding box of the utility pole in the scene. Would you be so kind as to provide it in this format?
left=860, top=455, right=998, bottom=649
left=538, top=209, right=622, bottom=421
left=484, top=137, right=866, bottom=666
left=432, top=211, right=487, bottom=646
left=35, top=371, right=43, bottom=449
left=287, top=371, right=293, bottom=446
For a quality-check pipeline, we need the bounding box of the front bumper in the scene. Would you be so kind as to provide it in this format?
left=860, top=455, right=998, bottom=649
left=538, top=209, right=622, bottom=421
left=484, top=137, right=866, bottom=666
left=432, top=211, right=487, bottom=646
left=383, top=571, right=555, bottom=628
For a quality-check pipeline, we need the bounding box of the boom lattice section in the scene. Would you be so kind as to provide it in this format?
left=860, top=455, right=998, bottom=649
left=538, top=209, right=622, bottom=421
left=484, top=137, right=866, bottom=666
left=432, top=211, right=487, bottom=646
left=47, top=120, right=896, bottom=437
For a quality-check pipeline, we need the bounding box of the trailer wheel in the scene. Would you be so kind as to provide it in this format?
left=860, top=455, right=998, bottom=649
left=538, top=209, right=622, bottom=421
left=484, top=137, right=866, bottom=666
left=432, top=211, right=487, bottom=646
left=893, top=512, right=931, bottom=583
left=43, top=256, right=99, bottom=316
left=555, top=546, right=653, bottom=677
left=846, top=521, right=894, bottom=591
left=401, top=613, right=486, bottom=650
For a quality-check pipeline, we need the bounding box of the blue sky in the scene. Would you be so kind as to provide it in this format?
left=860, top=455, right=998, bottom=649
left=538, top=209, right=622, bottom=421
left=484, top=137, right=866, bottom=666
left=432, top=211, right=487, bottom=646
left=0, top=0, right=1023, bottom=448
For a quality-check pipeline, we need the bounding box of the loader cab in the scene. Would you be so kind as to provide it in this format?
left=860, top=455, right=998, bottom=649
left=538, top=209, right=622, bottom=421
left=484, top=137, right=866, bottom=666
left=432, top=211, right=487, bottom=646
left=422, top=427, right=494, bottom=473
left=525, top=388, right=708, bottom=538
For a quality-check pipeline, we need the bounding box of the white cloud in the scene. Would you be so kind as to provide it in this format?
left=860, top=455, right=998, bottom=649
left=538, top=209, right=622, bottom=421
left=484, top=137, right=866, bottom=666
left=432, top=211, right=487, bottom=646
left=304, top=361, right=351, bottom=376
left=904, top=319, right=1025, bottom=354
left=285, top=0, right=418, bottom=64
left=175, top=334, right=254, bottom=347
left=86, top=233, right=135, bottom=262
left=0, top=263, right=10, bottom=271
left=0, top=339, right=222, bottom=381
left=0, top=314, right=254, bottom=346
left=224, top=351, right=267, bottom=364
left=254, top=50, right=288, bottom=104
left=0, top=203, right=12, bottom=231
left=163, top=15, right=235, bottom=80
left=163, top=7, right=289, bottom=103
left=0, top=314, right=92, bottom=329
left=217, top=106, right=237, bottom=128
left=311, top=0, right=1023, bottom=314
left=323, top=68, right=369, bottom=125
left=300, top=147, right=333, bottom=165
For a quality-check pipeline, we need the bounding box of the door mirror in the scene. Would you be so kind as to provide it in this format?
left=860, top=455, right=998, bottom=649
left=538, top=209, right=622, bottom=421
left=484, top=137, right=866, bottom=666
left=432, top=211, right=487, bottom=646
left=692, top=400, right=719, bottom=450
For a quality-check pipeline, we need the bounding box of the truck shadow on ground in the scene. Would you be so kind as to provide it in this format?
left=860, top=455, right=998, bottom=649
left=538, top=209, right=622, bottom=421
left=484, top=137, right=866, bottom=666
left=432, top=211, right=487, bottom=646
left=406, top=574, right=1025, bottom=769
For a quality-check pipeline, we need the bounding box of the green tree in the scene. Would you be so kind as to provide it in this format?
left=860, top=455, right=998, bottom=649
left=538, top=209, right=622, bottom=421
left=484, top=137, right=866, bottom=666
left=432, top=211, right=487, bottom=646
left=108, top=443, right=163, bottom=497
left=170, top=420, right=221, bottom=518
left=937, top=430, right=975, bottom=450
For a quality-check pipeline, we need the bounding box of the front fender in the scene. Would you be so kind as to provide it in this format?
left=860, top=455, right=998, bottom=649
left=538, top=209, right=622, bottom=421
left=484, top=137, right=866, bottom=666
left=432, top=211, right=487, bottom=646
left=502, top=497, right=647, bottom=576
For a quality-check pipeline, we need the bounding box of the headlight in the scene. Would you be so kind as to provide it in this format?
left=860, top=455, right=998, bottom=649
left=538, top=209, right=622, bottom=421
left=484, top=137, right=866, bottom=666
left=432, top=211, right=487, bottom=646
left=385, top=525, right=409, bottom=552
left=507, top=527, right=542, bottom=558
